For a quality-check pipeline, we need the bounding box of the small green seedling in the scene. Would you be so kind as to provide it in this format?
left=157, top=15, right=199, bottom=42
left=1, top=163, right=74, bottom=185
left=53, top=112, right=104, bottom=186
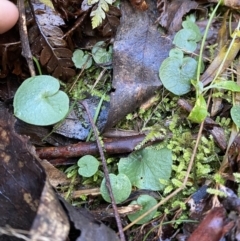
left=127, top=195, right=158, bottom=224
left=92, top=41, right=113, bottom=66
left=72, top=41, right=112, bottom=70
left=77, top=155, right=100, bottom=177
left=100, top=173, right=131, bottom=204
left=118, top=148, right=172, bottom=191
left=173, top=17, right=201, bottom=52
left=159, top=15, right=201, bottom=96
left=72, top=49, right=92, bottom=69
left=14, top=75, right=69, bottom=126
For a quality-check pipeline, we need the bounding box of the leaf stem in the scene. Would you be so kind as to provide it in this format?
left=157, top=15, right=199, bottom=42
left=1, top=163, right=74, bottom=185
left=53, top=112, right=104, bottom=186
left=32, top=56, right=42, bottom=75
left=196, top=0, right=222, bottom=82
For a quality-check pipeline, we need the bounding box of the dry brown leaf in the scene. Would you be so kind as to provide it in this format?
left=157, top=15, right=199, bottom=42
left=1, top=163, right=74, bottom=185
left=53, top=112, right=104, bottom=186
left=39, top=159, right=70, bottom=187
left=188, top=207, right=234, bottom=241
left=0, top=102, right=69, bottom=240
left=157, top=0, right=198, bottom=33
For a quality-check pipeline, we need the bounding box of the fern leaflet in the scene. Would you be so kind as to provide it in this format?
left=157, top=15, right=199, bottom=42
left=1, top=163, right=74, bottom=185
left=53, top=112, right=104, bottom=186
left=90, top=0, right=113, bottom=29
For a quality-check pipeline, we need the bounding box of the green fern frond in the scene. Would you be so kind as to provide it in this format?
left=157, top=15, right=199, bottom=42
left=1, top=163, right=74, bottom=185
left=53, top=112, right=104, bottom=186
left=90, top=0, right=113, bottom=29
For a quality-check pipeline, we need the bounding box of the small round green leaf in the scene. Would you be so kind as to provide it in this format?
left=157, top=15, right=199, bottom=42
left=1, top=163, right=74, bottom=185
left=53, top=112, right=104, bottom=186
left=173, top=29, right=198, bottom=52
left=182, top=20, right=202, bottom=42
left=92, top=41, right=112, bottom=65
left=72, top=49, right=92, bottom=69
left=100, top=173, right=131, bottom=204
left=118, top=148, right=172, bottom=191
left=14, top=75, right=69, bottom=126
left=231, top=105, right=240, bottom=127
left=77, top=155, right=99, bottom=177
left=127, top=195, right=158, bottom=224
left=159, top=56, right=197, bottom=95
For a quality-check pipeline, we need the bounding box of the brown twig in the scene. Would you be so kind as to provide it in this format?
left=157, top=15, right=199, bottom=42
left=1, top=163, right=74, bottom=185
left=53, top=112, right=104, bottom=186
left=36, top=134, right=159, bottom=161
left=81, top=100, right=126, bottom=241
left=18, top=0, right=35, bottom=76
left=62, top=11, right=88, bottom=39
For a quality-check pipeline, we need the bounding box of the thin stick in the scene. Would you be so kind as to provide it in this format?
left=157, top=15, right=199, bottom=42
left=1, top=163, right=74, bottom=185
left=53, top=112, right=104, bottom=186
left=81, top=100, right=126, bottom=241
left=18, top=0, right=36, bottom=76
left=91, top=68, right=107, bottom=90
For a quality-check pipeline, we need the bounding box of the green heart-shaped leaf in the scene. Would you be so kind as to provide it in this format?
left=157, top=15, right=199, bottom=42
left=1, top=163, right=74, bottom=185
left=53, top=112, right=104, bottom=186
left=14, top=75, right=69, bottom=126
left=182, top=20, right=202, bottom=42
left=173, top=29, right=198, bottom=52
left=92, top=41, right=112, bottom=65
left=72, top=49, right=92, bottom=69
left=159, top=56, right=197, bottom=95
left=100, top=173, right=131, bottom=204
left=78, top=155, right=99, bottom=177
left=118, top=148, right=172, bottom=191
left=127, top=195, right=158, bottom=224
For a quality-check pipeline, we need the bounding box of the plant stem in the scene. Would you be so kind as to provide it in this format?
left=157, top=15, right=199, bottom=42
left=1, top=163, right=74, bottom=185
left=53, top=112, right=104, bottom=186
left=196, top=0, right=222, bottom=82
left=32, top=56, right=42, bottom=75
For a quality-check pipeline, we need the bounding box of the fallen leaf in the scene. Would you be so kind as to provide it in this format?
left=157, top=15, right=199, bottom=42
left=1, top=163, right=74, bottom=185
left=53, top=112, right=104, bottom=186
left=105, top=0, right=172, bottom=128
left=157, top=0, right=198, bottom=33
left=0, top=102, right=46, bottom=233
left=54, top=97, right=109, bottom=140
left=188, top=207, right=234, bottom=241
left=59, top=196, right=120, bottom=241
left=0, top=102, right=69, bottom=240
left=201, top=39, right=240, bottom=86
left=129, top=0, right=148, bottom=11
left=29, top=181, right=69, bottom=240
left=40, top=159, right=70, bottom=187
